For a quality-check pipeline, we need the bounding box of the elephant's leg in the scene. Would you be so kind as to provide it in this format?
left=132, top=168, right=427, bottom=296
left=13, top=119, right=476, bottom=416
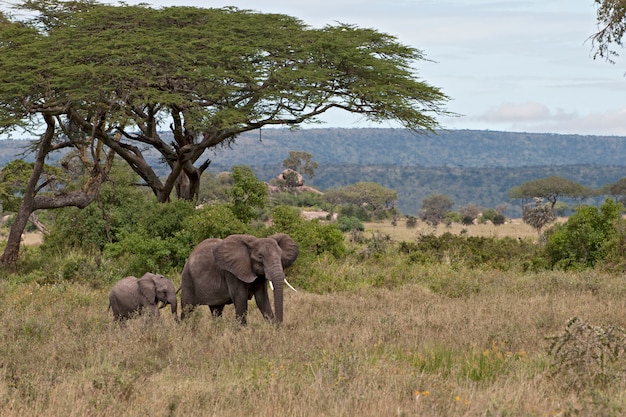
left=180, top=303, right=197, bottom=321
left=253, top=280, right=275, bottom=322
left=233, top=301, right=248, bottom=325
left=209, top=305, right=224, bottom=318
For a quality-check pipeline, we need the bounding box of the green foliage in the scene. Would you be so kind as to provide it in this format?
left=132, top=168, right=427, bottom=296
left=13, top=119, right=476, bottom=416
left=335, top=215, right=364, bottom=232
left=198, top=171, right=232, bottom=205
left=338, top=204, right=371, bottom=222
left=229, top=166, right=268, bottom=224
left=270, top=190, right=324, bottom=208
left=479, top=209, right=497, bottom=223
left=399, top=233, right=541, bottom=271
left=270, top=206, right=345, bottom=260
left=181, top=204, right=250, bottom=244
left=324, top=182, right=398, bottom=220
left=509, top=176, right=594, bottom=206
left=405, top=215, right=417, bottom=228
left=43, top=164, right=150, bottom=253
left=103, top=199, right=196, bottom=275
left=282, top=151, right=318, bottom=179
left=0, top=159, right=66, bottom=212
left=104, top=230, right=185, bottom=277
left=544, top=199, right=626, bottom=270
left=418, top=194, right=454, bottom=226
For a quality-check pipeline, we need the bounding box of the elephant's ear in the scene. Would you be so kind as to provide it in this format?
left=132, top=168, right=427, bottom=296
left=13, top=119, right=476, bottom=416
left=213, top=234, right=257, bottom=283
left=270, top=233, right=299, bottom=269
left=137, top=274, right=157, bottom=303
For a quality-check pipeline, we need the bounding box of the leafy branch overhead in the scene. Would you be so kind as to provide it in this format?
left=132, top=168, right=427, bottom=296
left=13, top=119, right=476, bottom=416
left=0, top=1, right=451, bottom=204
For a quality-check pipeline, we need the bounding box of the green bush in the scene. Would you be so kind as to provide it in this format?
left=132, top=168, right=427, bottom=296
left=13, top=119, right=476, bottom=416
left=479, top=209, right=505, bottom=225
left=544, top=199, right=626, bottom=270
left=336, top=215, right=364, bottom=232
left=399, top=233, right=541, bottom=271
left=339, top=204, right=371, bottom=222
left=181, top=204, right=250, bottom=244
left=405, top=215, right=417, bottom=228
left=270, top=205, right=345, bottom=260
left=103, top=200, right=197, bottom=275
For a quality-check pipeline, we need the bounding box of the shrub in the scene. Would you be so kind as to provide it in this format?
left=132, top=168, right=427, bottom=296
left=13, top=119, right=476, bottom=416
left=181, top=204, right=250, bottom=244
left=400, top=233, right=541, bottom=271
left=229, top=165, right=268, bottom=223
left=270, top=205, right=345, bottom=260
left=544, top=199, right=626, bottom=270
left=336, top=215, right=364, bottom=232
left=547, top=317, right=626, bottom=390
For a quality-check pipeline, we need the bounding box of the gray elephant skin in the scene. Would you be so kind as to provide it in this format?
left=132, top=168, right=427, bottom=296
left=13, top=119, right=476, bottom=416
left=109, top=272, right=178, bottom=321
left=180, top=233, right=299, bottom=324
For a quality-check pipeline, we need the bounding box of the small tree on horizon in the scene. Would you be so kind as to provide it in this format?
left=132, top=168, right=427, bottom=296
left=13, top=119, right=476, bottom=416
left=418, top=194, right=454, bottom=227
left=282, top=151, right=318, bottom=180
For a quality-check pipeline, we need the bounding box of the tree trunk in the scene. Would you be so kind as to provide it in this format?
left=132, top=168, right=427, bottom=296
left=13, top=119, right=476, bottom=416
left=0, top=115, right=55, bottom=270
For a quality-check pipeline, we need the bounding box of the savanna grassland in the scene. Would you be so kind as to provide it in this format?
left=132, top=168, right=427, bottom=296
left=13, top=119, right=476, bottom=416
left=1, top=220, right=626, bottom=417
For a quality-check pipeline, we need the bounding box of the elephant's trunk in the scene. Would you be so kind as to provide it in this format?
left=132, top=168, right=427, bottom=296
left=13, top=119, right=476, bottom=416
left=267, top=264, right=284, bottom=323
left=168, top=295, right=179, bottom=322
left=272, top=279, right=284, bottom=323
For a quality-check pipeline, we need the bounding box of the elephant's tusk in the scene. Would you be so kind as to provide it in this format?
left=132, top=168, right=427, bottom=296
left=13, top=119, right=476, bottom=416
left=269, top=279, right=297, bottom=292
left=285, top=278, right=297, bottom=292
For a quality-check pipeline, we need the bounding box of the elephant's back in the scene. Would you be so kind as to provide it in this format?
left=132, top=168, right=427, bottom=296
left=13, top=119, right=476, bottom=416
left=184, top=238, right=223, bottom=275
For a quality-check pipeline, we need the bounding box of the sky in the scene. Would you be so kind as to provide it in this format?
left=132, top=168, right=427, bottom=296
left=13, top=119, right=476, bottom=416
left=6, top=0, right=626, bottom=136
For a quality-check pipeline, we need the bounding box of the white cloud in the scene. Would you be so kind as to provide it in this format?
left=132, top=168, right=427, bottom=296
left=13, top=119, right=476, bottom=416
left=472, top=102, right=626, bottom=136
left=478, top=102, right=575, bottom=123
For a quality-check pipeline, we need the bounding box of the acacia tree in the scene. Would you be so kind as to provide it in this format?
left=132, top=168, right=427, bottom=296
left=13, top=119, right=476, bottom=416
left=509, top=176, right=594, bottom=236
left=1, top=1, right=450, bottom=205
left=508, top=176, right=594, bottom=208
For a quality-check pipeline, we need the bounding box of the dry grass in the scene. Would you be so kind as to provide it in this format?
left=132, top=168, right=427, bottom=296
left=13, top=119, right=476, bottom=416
left=1, top=265, right=626, bottom=416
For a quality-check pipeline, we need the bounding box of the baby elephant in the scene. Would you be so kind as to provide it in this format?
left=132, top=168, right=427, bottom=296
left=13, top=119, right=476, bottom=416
left=108, top=273, right=178, bottom=321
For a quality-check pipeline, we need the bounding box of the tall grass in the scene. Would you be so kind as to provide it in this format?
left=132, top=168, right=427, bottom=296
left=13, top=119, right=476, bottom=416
left=2, top=262, right=626, bottom=416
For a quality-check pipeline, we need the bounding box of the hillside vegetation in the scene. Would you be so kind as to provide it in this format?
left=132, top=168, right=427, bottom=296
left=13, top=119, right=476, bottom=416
left=4, top=129, right=626, bottom=216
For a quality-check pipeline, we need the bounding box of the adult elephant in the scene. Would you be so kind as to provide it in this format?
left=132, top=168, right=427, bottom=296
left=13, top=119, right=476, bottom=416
left=109, top=273, right=178, bottom=321
left=180, top=233, right=298, bottom=324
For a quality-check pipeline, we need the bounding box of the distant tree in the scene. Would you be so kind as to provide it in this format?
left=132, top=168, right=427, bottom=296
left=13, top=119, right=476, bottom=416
left=405, top=215, right=418, bottom=228
left=418, top=194, right=454, bottom=226
left=323, top=182, right=398, bottom=220
left=522, top=198, right=556, bottom=235
left=198, top=172, right=233, bottom=205
left=479, top=208, right=505, bottom=225
left=509, top=176, right=593, bottom=208
left=602, top=177, right=626, bottom=206
left=458, top=203, right=481, bottom=225
left=283, top=151, right=318, bottom=179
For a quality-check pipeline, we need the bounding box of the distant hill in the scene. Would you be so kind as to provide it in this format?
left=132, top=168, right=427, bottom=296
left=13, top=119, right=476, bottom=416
left=3, top=128, right=626, bottom=216
left=201, top=128, right=626, bottom=168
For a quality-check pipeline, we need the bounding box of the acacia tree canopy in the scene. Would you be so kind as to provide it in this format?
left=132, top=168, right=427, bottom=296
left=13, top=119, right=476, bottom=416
left=0, top=1, right=451, bottom=203
left=508, top=176, right=594, bottom=207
